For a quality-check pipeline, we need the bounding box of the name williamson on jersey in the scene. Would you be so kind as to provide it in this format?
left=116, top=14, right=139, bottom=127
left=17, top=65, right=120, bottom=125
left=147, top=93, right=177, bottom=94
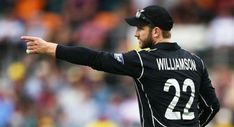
left=156, top=58, right=197, bottom=71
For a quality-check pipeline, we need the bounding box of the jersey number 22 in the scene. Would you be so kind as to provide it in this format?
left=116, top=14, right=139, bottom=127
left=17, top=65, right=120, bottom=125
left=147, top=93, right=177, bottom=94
left=164, top=78, right=195, bottom=120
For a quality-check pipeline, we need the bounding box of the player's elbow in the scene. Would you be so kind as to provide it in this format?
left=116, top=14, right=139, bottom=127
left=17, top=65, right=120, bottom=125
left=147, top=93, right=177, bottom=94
left=210, top=98, right=220, bottom=116
left=212, top=100, right=220, bottom=114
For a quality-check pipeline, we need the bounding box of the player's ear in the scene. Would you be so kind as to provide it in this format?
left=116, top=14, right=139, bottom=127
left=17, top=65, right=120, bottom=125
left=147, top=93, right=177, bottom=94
left=152, top=27, right=160, bottom=38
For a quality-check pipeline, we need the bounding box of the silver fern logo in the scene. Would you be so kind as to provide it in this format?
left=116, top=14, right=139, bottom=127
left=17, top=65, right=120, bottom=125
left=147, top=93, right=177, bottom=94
left=114, top=53, right=124, bottom=64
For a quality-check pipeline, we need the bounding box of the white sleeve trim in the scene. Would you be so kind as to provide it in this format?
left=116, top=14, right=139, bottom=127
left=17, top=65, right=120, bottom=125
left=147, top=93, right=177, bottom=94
left=199, top=94, right=214, bottom=127
left=135, top=50, right=144, bottom=79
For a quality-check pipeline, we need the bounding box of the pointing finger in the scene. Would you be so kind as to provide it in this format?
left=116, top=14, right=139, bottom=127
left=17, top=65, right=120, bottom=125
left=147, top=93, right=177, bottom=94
left=21, top=36, right=40, bottom=41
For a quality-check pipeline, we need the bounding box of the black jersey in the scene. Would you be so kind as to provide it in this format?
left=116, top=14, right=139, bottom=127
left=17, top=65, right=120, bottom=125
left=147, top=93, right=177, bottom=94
left=56, top=42, right=219, bottom=127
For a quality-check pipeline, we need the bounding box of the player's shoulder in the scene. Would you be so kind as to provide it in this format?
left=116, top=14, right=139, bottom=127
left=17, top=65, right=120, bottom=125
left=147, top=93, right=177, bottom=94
left=181, top=48, right=205, bottom=70
left=136, top=48, right=158, bottom=55
left=180, top=48, right=201, bottom=59
left=122, top=49, right=141, bottom=61
left=122, top=49, right=154, bottom=60
left=123, top=49, right=139, bottom=56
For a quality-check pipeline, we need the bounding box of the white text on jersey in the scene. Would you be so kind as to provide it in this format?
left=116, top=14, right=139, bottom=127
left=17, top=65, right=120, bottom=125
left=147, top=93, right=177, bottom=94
left=156, top=58, right=197, bottom=71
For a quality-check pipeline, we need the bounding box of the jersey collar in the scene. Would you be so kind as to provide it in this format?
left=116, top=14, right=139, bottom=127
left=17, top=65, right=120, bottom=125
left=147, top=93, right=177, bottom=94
left=150, top=42, right=181, bottom=50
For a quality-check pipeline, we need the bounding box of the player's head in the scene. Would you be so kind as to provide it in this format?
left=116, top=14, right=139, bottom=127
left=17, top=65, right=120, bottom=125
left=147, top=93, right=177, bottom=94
left=125, top=5, right=173, bottom=48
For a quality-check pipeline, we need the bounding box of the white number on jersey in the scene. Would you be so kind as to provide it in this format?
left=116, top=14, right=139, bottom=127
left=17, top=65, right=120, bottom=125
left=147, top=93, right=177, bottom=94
left=163, top=78, right=195, bottom=120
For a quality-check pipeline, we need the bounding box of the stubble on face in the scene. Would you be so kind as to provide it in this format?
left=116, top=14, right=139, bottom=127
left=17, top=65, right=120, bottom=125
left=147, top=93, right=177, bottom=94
left=140, top=31, right=154, bottom=49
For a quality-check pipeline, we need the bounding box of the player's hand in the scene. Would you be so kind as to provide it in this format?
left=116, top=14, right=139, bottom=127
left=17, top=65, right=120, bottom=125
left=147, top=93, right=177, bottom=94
left=21, top=36, right=58, bottom=56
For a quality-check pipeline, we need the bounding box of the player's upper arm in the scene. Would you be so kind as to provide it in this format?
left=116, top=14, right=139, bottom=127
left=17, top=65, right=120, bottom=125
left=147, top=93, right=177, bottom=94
left=91, top=50, right=142, bottom=78
left=197, top=58, right=220, bottom=126
left=199, top=60, right=218, bottom=106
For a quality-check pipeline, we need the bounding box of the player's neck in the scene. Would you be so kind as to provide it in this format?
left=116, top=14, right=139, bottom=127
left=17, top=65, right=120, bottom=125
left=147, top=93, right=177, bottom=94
left=154, top=38, right=171, bottom=45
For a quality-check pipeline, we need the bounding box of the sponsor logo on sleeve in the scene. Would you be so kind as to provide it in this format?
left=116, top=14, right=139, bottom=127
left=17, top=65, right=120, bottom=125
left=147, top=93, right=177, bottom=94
left=114, top=53, right=124, bottom=64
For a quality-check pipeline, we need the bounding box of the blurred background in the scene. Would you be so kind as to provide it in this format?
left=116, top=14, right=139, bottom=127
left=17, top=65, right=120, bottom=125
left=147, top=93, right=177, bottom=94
left=0, top=0, right=234, bottom=127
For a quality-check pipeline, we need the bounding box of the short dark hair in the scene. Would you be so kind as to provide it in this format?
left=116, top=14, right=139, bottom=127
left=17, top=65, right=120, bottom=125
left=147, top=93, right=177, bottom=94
left=148, top=24, right=171, bottom=39
left=162, top=30, right=171, bottom=38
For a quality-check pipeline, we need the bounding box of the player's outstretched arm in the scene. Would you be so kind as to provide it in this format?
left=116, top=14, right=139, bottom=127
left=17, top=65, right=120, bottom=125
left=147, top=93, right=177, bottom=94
left=21, top=36, right=58, bottom=57
left=21, top=36, right=140, bottom=77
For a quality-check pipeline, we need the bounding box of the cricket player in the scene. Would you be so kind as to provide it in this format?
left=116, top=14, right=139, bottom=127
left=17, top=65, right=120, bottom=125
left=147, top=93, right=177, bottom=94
left=21, top=5, right=219, bottom=127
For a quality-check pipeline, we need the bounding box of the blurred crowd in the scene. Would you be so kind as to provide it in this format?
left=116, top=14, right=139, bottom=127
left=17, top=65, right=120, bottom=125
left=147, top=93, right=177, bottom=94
left=1, top=0, right=234, bottom=127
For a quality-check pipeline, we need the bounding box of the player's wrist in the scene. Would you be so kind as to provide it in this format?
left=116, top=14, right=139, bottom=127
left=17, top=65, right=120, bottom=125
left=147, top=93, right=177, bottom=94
left=46, top=42, right=58, bottom=57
